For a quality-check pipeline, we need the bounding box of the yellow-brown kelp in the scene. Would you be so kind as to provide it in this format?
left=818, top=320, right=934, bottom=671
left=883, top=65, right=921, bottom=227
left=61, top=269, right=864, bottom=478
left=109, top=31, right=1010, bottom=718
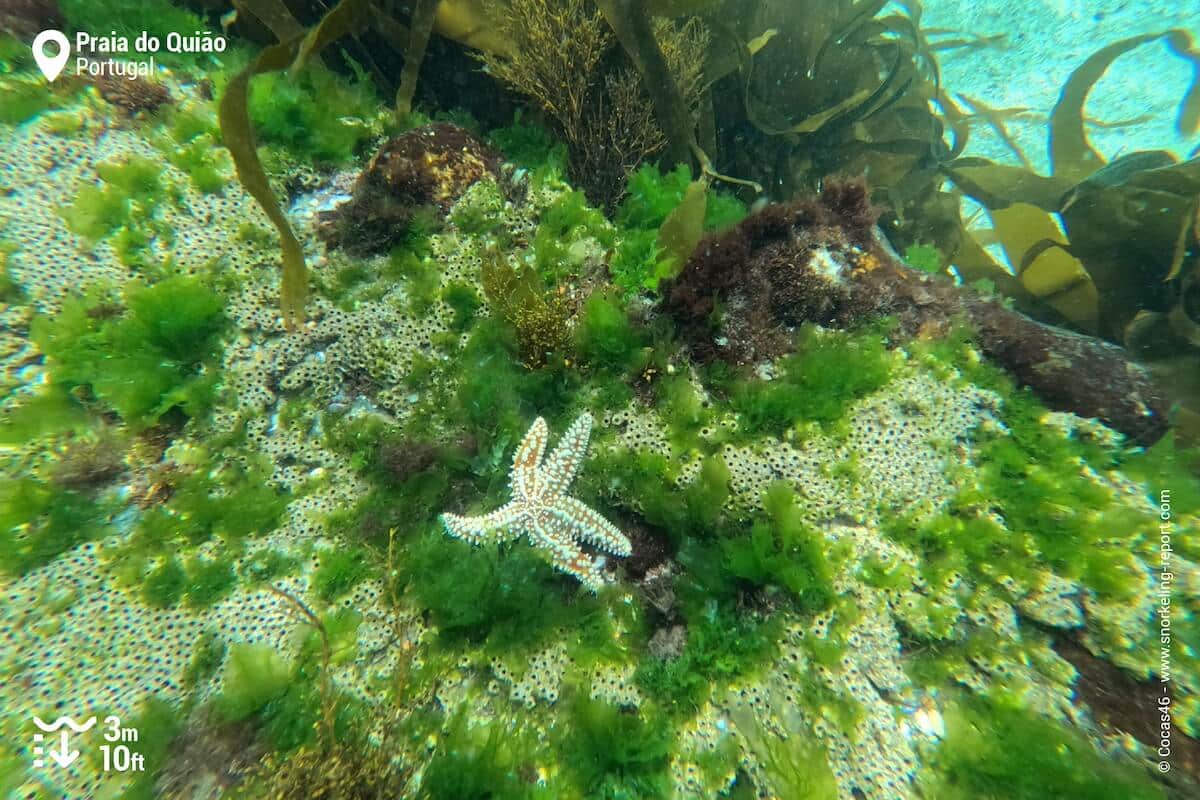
left=943, top=30, right=1200, bottom=355
left=218, top=0, right=369, bottom=329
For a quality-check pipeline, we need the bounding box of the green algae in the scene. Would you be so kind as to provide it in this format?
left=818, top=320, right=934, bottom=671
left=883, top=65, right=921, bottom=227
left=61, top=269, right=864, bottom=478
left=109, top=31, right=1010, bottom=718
left=312, top=546, right=372, bottom=602
left=563, top=696, right=674, bottom=799
left=655, top=372, right=706, bottom=432
left=128, top=548, right=235, bottom=610
left=399, top=529, right=619, bottom=658
left=609, top=164, right=747, bottom=295
left=574, top=291, right=651, bottom=375
left=323, top=413, right=476, bottom=544
left=451, top=318, right=578, bottom=440
left=165, top=137, right=228, bottom=195
left=0, top=390, right=92, bottom=445
left=419, top=710, right=544, bottom=800
left=730, top=703, right=838, bottom=800
left=921, top=693, right=1165, bottom=800
left=531, top=189, right=614, bottom=280
left=583, top=450, right=729, bottom=547
left=903, top=242, right=946, bottom=275
left=59, top=185, right=130, bottom=243
left=488, top=113, right=569, bottom=173
left=449, top=180, right=511, bottom=238
left=183, top=631, right=227, bottom=689
left=904, top=384, right=1156, bottom=602
left=0, top=477, right=117, bottom=577
left=110, top=697, right=184, bottom=800
left=183, top=556, right=238, bottom=608
left=390, top=240, right=442, bottom=314
left=216, top=643, right=294, bottom=723
left=635, top=606, right=779, bottom=714
left=245, top=64, right=381, bottom=165
left=721, top=482, right=836, bottom=613
left=615, top=165, right=737, bottom=231
left=442, top=280, right=484, bottom=331
left=725, top=324, right=894, bottom=437
left=59, top=0, right=212, bottom=71
left=141, top=556, right=187, bottom=608
left=58, top=155, right=167, bottom=244
left=0, top=79, right=53, bottom=126
left=30, top=277, right=226, bottom=430
left=128, top=456, right=285, bottom=557
left=242, top=549, right=301, bottom=586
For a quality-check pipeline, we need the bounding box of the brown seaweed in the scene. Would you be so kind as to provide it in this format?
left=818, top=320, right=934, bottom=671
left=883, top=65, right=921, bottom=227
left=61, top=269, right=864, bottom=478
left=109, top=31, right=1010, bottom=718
left=941, top=31, right=1200, bottom=349
left=218, top=0, right=369, bottom=329
left=233, top=0, right=305, bottom=43
left=594, top=0, right=695, bottom=169
left=394, top=0, right=440, bottom=117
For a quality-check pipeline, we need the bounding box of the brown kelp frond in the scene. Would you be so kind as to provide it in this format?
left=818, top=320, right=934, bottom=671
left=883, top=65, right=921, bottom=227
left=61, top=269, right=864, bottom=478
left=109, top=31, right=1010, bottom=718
left=954, top=93, right=1036, bottom=170
left=732, top=0, right=921, bottom=139
left=394, top=0, right=439, bottom=118
left=233, top=0, right=305, bottom=43
left=655, top=176, right=707, bottom=280
left=922, top=28, right=1007, bottom=54
left=935, top=31, right=1200, bottom=354
left=218, top=0, right=369, bottom=330
left=1050, top=29, right=1200, bottom=182
left=219, top=50, right=308, bottom=331
left=595, top=0, right=695, bottom=170
left=433, top=0, right=516, bottom=55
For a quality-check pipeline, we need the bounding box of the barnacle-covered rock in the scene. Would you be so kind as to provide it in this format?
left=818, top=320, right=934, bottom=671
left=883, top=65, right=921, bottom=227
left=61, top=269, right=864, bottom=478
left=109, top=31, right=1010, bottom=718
left=318, top=122, right=504, bottom=255
left=0, top=119, right=257, bottom=315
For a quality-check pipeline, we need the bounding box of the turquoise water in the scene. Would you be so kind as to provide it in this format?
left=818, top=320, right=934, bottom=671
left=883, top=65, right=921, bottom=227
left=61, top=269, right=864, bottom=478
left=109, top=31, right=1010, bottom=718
left=0, top=1, right=1197, bottom=798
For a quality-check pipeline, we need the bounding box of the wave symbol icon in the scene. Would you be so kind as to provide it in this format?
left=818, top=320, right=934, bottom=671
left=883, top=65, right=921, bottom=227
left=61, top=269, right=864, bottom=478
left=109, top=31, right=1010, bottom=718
left=33, top=716, right=97, bottom=733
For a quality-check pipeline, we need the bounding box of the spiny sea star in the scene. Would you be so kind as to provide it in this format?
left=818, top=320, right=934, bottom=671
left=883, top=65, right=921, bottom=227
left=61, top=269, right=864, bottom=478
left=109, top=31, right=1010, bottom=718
left=439, top=412, right=631, bottom=590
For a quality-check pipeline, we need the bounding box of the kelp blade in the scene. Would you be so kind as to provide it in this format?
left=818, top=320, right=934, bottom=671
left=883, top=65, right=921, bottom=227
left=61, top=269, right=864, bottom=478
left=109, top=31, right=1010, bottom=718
left=656, top=179, right=708, bottom=281
left=219, top=0, right=368, bottom=329
left=989, top=202, right=1098, bottom=331
left=1050, top=29, right=1200, bottom=182
left=218, top=43, right=308, bottom=330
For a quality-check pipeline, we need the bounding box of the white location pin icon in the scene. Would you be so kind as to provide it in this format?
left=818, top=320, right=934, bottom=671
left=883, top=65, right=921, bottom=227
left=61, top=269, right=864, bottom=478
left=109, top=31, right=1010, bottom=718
left=32, top=30, right=71, bottom=82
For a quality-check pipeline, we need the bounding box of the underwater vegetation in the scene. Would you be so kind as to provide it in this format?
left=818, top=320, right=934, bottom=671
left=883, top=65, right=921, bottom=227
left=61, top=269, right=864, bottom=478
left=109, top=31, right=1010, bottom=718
left=2, top=0, right=1200, bottom=799
left=27, top=277, right=225, bottom=431
left=921, top=693, right=1167, bottom=800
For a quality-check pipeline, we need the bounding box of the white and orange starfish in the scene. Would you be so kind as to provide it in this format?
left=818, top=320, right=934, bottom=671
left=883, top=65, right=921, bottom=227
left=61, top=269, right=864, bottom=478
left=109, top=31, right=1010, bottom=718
left=439, top=412, right=631, bottom=590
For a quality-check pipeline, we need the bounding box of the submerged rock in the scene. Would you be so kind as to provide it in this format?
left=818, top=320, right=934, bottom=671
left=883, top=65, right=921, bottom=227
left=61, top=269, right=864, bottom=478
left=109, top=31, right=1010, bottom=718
left=318, top=122, right=503, bottom=255
left=662, top=179, right=1171, bottom=445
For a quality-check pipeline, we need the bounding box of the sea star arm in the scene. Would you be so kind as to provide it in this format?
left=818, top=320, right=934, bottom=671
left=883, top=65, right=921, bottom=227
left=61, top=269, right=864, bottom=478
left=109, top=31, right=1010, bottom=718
left=510, top=417, right=549, bottom=499
left=539, top=412, right=593, bottom=498
left=440, top=502, right=524, bottom=545
left=529, top=516, right=607, bottom=592
left=549, top=496, right=632, bottom=557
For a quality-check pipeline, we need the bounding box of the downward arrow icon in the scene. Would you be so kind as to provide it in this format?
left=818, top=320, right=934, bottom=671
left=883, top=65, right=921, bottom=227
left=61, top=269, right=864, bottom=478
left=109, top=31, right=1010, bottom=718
left=47, top=731, right=79, bottom=768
